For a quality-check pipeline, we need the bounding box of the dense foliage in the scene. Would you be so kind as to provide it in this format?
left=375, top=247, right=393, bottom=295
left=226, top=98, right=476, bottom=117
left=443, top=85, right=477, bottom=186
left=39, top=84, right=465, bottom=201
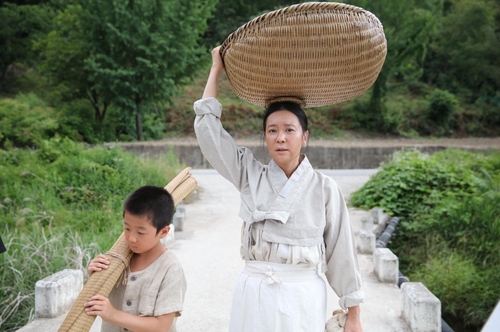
left=34, top=0, right=216, bottom=140
left=0, top=2, right=54, bottom=92
left=1, top=0, right=499, bottom=142
left=350, top=149, right=500, bottom=331
left=0, top=94, right=59, bottom=148
left=0, top=137, right=184, bottom=331
left=202, top=0, right=308, bottom=49
left=168, top=0, right=500, bottom=139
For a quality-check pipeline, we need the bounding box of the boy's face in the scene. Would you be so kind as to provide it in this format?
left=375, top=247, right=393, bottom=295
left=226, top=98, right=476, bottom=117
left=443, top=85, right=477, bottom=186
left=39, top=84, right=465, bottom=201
left=123, top=211, right=169, bottom=254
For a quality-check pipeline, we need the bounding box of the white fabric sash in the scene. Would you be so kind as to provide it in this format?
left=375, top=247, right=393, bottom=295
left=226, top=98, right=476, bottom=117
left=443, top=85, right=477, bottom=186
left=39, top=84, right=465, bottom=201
left=244, top=261, right=318, bottom=284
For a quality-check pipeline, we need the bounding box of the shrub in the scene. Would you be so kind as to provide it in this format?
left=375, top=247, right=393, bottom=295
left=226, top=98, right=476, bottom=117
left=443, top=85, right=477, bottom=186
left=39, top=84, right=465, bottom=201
left=421, top=89, right=458, bottom=136
left=423, top=171, right=500, bottom=265
left=349, top=149, right=480, bottom=219
left=0, top=94, right=59, bottom=148
left=337, top=98, right=375, bottom=131
left=349, top=148, right=500, bottom=329
left=382, top=94, right=428, bottom=137
left=55, top=99, right=102, bottom=143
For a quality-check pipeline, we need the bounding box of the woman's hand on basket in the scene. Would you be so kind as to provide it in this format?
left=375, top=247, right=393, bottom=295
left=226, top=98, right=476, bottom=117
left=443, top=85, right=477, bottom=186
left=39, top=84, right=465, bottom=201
left=210, top=46, right=224, bottom=73
left=84, top=294, right=117, bottom=321
left=202, top=46, right=224, bottom=99
left=87, top=254, right=110, bottom=276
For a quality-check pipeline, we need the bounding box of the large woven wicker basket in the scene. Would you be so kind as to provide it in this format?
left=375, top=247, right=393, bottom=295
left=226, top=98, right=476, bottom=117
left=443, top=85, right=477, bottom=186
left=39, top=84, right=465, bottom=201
left=58, top=168, right=197, bottom=332
left=220, top=2, right=387, bottom=108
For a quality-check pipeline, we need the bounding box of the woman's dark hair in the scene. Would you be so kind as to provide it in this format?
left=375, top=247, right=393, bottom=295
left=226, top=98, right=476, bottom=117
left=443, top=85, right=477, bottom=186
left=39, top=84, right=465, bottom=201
left=123, top=186, right=174, bottom=234
left=262, top=101, right=308, bottom=133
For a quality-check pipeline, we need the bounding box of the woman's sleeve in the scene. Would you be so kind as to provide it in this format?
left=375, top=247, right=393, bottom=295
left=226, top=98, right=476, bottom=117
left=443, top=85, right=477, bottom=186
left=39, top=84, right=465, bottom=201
left=323, top=181, right=364, bottom=309
left=193, top=97, right=251, bottom=190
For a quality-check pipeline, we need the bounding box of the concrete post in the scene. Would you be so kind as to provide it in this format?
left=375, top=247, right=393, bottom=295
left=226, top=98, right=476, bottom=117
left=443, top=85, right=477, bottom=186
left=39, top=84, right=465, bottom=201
left=360, top=216, right=374, bottom=232
left=35, top=269, right=83, bottom=318
left=370, top=208, right=384, bottom=224
left=173, top=205, right=186, bottom=231
left=402, top=282, right=441, bottom=332
left=375, top=216, right=390, bottom=237
left=357, top=230, right=375, bottom=254
left=370, top=208, right=391, bottom=237
left=373, top=248, right=398, bottom=283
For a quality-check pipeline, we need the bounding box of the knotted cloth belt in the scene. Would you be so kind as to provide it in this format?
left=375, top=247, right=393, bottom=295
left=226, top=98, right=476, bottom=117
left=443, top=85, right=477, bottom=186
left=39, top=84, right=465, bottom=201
left=252, top=210, right=290, bottom=224
left=242, top=209, right=290, bottom=260
left=244, top=261, right=318, bottom=284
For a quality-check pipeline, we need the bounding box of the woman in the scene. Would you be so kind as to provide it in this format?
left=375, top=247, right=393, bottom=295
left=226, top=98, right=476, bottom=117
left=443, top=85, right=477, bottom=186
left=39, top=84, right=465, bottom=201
left=193, top=46, right=364, bottom=332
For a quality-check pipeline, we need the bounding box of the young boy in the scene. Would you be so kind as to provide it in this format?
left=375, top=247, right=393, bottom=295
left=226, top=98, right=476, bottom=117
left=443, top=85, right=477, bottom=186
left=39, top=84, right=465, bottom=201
left=84, top=185, right=187, bottom=332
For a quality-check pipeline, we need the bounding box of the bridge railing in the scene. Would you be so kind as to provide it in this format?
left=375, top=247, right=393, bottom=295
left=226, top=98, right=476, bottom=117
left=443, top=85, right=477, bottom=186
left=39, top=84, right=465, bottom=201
left=361, top=208, right=455, bottom=332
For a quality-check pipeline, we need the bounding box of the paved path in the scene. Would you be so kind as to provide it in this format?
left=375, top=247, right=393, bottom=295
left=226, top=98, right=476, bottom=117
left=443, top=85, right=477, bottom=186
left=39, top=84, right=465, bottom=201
left=173, top=169, right=410, bottom=332
left=18, top=168, right=411, bottom=332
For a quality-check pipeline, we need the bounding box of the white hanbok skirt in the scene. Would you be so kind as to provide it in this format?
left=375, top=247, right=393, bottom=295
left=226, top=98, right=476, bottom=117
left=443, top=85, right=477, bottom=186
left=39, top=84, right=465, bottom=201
left=229, top=261, right=327, bottom=332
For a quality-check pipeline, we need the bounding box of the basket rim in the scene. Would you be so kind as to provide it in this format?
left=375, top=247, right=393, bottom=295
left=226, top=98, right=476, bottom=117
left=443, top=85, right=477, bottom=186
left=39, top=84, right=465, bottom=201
left=221, top=2, right=375, bottom=54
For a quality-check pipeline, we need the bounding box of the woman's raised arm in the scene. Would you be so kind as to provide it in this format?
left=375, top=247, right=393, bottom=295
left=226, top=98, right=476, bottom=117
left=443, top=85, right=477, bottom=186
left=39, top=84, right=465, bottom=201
left=202, top=46, right=224, bottom=99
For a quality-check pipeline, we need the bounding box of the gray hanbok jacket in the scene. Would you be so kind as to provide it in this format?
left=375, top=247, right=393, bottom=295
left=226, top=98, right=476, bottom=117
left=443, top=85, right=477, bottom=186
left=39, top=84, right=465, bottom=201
left=194, top=97, right=363, bottom=308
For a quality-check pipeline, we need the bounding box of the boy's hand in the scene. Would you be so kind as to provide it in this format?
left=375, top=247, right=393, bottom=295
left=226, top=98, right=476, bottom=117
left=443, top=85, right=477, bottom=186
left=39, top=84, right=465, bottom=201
left=84, top=294, right=117, bottom=321
left=87, top=254, right=110, bottom=276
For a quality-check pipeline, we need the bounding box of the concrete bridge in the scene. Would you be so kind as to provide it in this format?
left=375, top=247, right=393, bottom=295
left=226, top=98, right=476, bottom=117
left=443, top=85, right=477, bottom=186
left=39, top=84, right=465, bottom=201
left=19, top=168, right=440, bottom=332
left=16, top=138, right=500, bottom=331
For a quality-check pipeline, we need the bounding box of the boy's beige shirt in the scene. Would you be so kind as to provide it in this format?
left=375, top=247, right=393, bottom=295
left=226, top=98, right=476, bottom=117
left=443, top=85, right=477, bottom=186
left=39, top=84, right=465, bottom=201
left=101, top=249, right=186, bottom=332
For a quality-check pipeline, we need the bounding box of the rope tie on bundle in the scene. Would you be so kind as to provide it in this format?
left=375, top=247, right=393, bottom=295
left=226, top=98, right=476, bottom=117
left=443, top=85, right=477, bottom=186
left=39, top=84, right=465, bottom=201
left=105, top=251, right=130, bottom=286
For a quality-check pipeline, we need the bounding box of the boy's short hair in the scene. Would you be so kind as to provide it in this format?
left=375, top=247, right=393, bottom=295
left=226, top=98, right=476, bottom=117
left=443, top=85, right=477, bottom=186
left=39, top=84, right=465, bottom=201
left=123, top=186, right=174, bottom=234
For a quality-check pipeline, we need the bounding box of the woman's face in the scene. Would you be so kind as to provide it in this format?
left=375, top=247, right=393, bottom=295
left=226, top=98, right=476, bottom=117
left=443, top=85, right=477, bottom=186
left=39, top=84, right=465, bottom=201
left=264, top=110, right=309, bottom=175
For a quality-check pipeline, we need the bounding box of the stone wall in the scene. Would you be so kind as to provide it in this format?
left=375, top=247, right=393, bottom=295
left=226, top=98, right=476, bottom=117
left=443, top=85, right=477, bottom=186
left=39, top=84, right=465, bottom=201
left=104, top=140, right=482, bottom=169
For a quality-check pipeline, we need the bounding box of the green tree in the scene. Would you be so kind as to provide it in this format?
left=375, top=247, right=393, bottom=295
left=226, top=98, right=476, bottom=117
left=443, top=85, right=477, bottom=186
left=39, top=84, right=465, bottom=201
left=423, top=0, right=500, bottom=101
left=346, top=0, right=441, bottom=127
left=0, top=0, right=51, bottom=4
left=38, top=0, right=216, bottom=140
left=203, top=0, right=307, bottom=48
left=35, top=5, right=95, bottom=110
left=0, top=3, right=53, bottom=92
